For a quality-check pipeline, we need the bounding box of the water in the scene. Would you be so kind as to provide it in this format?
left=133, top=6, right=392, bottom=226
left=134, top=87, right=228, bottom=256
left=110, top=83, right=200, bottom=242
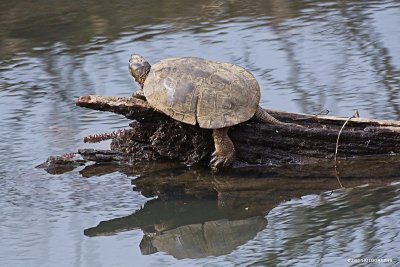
left=1, top=0, right=400, bottom=266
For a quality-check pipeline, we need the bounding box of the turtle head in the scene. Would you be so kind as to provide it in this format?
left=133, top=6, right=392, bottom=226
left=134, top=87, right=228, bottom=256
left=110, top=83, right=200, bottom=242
left=129, top=54, right=151, bottom=88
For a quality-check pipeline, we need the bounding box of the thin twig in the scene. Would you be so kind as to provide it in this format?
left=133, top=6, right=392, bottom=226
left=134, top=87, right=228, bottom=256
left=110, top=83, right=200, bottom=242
left=334, top=110, right=360, bottom=188
left=293, top=109, right=330, bottom=120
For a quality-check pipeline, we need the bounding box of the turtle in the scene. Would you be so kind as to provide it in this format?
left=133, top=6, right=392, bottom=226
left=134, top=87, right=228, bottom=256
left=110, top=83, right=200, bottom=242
left=128, top=55, right=294, bottom=168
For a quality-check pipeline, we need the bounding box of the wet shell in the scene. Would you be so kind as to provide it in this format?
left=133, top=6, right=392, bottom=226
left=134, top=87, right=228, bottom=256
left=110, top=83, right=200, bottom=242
left=143, top=57, right=260, bottom=129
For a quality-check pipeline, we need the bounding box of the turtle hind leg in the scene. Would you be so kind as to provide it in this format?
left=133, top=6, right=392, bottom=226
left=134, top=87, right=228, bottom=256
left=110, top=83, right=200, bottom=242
left=253, top=106, right=303, bottom=127
left=210, top=127, right=236, bottom=168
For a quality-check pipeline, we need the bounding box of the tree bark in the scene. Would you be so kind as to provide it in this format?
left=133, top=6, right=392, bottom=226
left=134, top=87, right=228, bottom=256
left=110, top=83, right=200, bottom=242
left=75, top=95, right=400, bottom=166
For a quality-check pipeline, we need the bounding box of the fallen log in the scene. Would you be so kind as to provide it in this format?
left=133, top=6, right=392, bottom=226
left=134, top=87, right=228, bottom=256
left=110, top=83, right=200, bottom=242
left=75, top=95, right=400, bottom=166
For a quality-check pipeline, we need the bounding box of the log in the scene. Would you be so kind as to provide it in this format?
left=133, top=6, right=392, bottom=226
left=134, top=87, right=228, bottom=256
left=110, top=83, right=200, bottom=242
left=75, top=95, right=400, bottom=166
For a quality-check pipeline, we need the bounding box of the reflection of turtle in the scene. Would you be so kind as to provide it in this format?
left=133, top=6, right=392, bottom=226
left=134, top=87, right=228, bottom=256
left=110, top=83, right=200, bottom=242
left=129, top=55, right=294, bottom=168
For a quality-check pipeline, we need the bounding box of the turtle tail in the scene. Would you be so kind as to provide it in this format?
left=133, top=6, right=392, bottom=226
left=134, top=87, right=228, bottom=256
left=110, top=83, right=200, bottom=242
left=253, top=106, right=303, bottom=127
left=253, top=106, right=284, bottom=124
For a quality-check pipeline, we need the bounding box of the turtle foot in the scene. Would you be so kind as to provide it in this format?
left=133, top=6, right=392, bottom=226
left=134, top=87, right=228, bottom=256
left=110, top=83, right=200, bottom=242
left=211, top=128, right=236, bottom=168
left=210, top=150, right=235, bottom=168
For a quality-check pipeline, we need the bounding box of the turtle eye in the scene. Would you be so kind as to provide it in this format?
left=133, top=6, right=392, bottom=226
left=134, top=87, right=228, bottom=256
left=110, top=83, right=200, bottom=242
left=129, top=62, right=141, bottom=70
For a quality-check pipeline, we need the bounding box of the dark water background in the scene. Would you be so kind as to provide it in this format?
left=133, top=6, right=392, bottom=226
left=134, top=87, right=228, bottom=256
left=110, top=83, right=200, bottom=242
left=1, top=0, right=400, bottom=266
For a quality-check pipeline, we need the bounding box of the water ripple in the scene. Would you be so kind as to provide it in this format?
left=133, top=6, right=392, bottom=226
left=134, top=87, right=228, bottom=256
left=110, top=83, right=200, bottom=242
left=1, top=0, right=400, bottom=266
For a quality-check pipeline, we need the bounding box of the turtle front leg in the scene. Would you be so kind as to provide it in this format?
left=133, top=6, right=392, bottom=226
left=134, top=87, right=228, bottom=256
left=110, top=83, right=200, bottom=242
left=210, top=127, right=236, bottom=168
left=132, top=89, right=147, bottom=101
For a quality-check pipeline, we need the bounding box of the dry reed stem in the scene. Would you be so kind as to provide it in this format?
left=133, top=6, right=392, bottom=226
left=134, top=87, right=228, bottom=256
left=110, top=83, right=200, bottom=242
left=334, top=110, right=360, bottom=188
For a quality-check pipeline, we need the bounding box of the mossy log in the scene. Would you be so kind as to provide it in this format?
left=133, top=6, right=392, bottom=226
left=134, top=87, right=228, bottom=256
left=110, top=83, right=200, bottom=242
left=75, top=95, right=400, bottom=166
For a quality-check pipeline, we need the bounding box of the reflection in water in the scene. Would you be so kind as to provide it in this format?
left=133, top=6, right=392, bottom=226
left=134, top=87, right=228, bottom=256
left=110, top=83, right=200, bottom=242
left=217, top=183, right=400, bottom=266
left=1, top=0, right=400, bottom=117
left=84, top=198, right=267, bottom=259
left=1, top=0, right=400, bottom=266
left=83, top=158, right=400, bottom=260
left=142, top=216, right=266, bottom=259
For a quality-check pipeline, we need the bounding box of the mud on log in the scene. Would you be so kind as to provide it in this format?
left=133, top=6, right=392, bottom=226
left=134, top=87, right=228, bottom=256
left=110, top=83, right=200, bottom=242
left=76, top=95, right=400, bottom=166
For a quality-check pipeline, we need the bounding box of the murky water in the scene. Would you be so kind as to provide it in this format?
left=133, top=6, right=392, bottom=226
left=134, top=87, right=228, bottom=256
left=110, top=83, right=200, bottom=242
left=1, top=0, right=400, bottom=266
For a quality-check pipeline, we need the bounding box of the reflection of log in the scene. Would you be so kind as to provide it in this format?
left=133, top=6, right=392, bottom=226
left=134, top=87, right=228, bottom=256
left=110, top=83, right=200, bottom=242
left=83, top=159, right=400, bottom=259
left=84, top=198, right=260, bottom=237
left=127, top=158, right=400, bottom=204
left=82, top=159, right=400, bottom=236
left=84, top=196, right=267, bottom=259
left=76, top=95, right=400, bottom=166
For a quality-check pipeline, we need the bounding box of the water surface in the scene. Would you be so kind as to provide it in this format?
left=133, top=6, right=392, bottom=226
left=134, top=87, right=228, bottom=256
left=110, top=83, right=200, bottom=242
left=1, top=0, right=400, bottom=266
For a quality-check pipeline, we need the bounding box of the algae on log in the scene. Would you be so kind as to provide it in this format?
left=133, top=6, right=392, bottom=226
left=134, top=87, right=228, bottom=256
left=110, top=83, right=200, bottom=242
left=75, top=95, right=400, bottom=166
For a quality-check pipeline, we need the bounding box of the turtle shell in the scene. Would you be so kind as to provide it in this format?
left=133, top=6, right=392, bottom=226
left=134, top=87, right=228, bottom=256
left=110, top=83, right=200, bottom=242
left=143, top=57, right=260, bottom=129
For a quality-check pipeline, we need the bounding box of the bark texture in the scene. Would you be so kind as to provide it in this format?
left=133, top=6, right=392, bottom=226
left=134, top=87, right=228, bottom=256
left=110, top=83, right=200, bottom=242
left=75, top=95, right=400, bottom=166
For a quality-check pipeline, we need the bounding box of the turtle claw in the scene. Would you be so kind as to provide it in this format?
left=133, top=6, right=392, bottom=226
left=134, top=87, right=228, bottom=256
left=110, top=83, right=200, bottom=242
left=211, top=128, right=236, bottom=169
left=210, top=157, right=224, bottom=168
left=210, top=155, right=218, bottom=165
left=210, top=150, right=235, bottom=168
left=210, top=151, right=222, bottom=168
left=223, top=158, right=231, bottom=167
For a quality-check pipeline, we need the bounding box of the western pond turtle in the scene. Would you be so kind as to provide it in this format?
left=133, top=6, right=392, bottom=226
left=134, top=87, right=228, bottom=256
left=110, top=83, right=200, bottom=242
left=129, top=55, right=291, bottom=168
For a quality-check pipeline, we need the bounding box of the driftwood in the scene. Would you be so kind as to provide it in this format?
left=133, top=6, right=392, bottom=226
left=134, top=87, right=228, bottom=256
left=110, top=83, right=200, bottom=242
left=74, top=95, right=400, bottom=166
